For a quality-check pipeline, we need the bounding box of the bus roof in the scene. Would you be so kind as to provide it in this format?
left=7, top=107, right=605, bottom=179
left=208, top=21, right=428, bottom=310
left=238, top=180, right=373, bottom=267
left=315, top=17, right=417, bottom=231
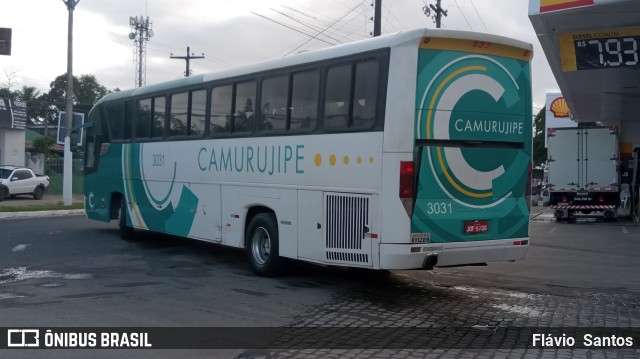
left=95, top=28, right=532, bottom=106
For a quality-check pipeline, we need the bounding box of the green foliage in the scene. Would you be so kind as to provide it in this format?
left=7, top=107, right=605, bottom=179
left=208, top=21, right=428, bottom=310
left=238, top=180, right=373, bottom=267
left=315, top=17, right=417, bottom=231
left=0, top=203, right=84, bottom=212
left=2, top=73, right=111, bottom=128
left=46, top=73, right=108, bottom=114
left=32, top=136, right=55, bottom=156
left=532, top=107, right=547, bottom=168
left=0, top=87, right=15, bottom=98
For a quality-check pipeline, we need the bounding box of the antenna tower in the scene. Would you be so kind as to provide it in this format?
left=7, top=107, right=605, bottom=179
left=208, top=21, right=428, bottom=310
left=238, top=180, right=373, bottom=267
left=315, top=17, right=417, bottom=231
left=129, top=15, right=154, bottom=87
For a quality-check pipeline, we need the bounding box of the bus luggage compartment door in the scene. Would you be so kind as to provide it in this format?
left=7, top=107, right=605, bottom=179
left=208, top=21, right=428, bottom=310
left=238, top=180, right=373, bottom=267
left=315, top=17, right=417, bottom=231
left=323, top=192, right=373, bottom=267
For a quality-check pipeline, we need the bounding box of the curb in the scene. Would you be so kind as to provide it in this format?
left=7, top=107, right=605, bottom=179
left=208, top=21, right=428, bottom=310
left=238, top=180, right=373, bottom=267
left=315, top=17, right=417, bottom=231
left=0, top=209, right=85, bottom=220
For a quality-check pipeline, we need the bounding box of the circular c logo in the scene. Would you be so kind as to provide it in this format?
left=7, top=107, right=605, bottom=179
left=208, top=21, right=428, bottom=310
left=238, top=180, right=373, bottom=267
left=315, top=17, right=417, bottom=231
left=418, top=55, right=523, bottom=208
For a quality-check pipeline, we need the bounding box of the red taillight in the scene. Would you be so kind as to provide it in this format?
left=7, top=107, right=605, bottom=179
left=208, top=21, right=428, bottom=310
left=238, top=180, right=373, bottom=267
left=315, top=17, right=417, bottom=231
left=598, top=196, right=605, bottom=203
left=399, top=161, right=415, bottom=217
left=399, top=161, right=414, bottom=199
left=562, top=196, right=568, bottom=203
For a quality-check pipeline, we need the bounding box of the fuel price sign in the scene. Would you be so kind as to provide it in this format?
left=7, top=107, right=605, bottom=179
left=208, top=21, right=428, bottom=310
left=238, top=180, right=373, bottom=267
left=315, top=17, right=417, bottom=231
left=559, top=26, right=640, bottom=72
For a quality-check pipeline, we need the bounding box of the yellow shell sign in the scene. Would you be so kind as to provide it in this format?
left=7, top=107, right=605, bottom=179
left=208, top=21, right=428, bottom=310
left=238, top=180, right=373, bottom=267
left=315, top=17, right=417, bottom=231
left=540, top=0, right=594, bottom=13
left=550, top=97, right=570, bottom=118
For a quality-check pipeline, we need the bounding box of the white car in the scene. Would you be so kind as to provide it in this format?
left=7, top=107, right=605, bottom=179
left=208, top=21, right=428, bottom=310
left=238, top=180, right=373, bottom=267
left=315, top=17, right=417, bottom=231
left=0, top=166, right=50, bottom=201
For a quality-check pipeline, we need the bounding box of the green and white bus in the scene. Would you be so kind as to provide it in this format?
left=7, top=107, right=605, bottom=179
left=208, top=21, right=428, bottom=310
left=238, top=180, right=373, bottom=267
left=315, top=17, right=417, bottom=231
left=83, top=28, right=533, bottom=276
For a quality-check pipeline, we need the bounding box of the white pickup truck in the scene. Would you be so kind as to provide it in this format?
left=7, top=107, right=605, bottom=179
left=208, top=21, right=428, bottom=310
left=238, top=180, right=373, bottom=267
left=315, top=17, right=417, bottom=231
left=0, top=166, right=50, bottom=201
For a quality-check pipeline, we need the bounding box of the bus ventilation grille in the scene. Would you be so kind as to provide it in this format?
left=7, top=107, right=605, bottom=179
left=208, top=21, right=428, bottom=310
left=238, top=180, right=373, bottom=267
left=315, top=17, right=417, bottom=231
left=326, top=251, right=368, bottom=263
left=324, top=193, right=371, bottom=264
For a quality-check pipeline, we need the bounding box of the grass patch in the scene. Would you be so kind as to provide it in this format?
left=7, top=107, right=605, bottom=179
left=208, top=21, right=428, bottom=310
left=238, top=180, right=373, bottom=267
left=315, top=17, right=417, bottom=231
left=47, top=175, right=84, bottom=195
left=0, top=203, right=84, bottom=212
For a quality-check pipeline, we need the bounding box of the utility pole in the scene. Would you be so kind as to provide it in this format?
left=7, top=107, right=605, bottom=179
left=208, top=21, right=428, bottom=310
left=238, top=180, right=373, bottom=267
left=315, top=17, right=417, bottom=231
left=373, top=0, right=382, bottom=37
left=170, top=47, right=205, bottom=77
left=62, top=0, right=79, bottom=206
left=424, top=0, right=447, bottom=28
left=129, top=16, right=153, bottom=87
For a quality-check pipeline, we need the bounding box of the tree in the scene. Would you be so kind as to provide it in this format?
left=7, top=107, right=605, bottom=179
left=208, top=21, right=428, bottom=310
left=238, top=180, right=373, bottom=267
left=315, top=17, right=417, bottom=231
left=0, top=87, right=14, bottom=99
left=46, top=73, right=108, bottom=114
left=532, top=107, right=547, bottom=168
left=1, top=70, right=18, bottom=90
left=32, top=136, right=55, bottom=159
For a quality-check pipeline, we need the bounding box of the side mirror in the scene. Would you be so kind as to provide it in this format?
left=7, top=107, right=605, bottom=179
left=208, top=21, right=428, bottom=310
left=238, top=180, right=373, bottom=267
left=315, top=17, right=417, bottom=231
left=11, top=176, right=18, bottom=181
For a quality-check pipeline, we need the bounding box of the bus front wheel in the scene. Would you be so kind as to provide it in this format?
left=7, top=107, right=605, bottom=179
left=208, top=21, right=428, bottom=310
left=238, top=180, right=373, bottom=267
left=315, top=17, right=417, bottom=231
left=246, top=213, right=283, bottom=277
left=119, top=199, right=134, bottom=240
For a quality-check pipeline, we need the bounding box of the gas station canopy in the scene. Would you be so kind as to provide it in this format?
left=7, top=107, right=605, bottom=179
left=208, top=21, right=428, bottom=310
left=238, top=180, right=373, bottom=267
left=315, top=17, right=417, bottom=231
left=529, top=0, right=640, bottom=125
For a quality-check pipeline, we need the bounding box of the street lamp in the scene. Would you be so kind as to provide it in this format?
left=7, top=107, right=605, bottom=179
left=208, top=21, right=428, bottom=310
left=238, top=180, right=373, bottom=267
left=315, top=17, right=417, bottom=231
left=62, top=0, right=79, bottom=205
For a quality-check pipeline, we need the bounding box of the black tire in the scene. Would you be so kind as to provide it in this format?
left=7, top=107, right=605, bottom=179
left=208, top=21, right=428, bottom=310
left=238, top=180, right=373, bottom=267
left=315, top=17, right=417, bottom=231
left=246, top=213, right=283, bottom=277
left=119, top=198, right=135, bottom=240
left=33, top=186, right=44, bottom=200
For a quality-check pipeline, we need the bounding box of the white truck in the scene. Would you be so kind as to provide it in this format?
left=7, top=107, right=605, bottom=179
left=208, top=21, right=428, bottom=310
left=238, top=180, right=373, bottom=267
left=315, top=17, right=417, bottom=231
left=0, top=166, right=50, bottom=201
left=547, top=126, right=620, bottom=220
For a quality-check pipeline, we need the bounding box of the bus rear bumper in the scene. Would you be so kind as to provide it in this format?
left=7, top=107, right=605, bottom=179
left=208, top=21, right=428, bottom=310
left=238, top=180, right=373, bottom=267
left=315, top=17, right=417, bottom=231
left=379, top=238, right=529, bottom=270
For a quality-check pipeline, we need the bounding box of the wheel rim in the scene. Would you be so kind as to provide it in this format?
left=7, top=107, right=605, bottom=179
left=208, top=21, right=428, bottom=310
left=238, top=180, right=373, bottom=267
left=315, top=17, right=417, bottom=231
left=250, top=226, right=271, bottom=266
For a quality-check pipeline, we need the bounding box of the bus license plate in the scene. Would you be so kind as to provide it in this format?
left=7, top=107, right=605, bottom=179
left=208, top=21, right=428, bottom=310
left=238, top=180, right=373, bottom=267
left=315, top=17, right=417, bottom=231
left=465, top=221, right=488, bottom=234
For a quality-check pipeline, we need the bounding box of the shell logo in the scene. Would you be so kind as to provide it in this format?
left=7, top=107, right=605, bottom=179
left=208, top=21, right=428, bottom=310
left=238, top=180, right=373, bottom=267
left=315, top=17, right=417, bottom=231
left=550, top=97, right=570, bottom=118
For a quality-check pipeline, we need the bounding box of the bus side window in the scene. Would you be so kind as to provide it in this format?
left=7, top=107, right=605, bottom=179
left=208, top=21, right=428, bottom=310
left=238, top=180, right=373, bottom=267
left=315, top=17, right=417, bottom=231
left=324, top=64, right=352, bottom=130
left=210, top=85, right=233, bottom=135
left=290, top=70, right=319, bottom=131
left=152, top=96, right=166, bottom=138
left=190, top=89, right=207, bottom=137
left=124, top=101, right=134, bottom=140
left=260, top=75, right=288, bottom=133
left=170, top=92, right=189, bottom=137
left=85, top=135, right=97, bottom=169
left=234, top=80, right=256, bottom=133
left=136, top=98, right=152, bottom=139
left=105, top=102, right=125, bottom=140
left=352, top=60, right=378, bottom=129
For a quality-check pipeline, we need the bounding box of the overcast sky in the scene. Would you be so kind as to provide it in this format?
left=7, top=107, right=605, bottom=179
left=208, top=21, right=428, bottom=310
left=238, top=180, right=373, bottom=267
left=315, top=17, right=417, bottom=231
left=0, top=0, right=557, bottom=111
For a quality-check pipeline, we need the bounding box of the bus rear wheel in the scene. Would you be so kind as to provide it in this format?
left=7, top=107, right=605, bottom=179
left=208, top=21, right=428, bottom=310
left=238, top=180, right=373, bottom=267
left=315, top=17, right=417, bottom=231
left=246, top=213, right=283, bottom=277
left=119, top=198, right=134, bottom=240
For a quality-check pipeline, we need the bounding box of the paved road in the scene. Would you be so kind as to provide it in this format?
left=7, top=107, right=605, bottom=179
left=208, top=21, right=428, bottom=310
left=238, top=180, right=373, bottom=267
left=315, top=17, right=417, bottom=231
left=0, top=214, right=639, bottom=358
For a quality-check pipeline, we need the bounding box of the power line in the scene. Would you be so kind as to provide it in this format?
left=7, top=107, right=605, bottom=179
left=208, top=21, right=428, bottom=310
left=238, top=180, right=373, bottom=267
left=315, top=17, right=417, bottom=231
left=269, top=8, right=345, bottom=44
left=453, top=0, right=473, bottom=30
left=278, top=4, right=365, bottom=43
left=289, top=2, right=367, bottom=40
left=250, top=11, right=336, bottom=46
left=469, top=0, right=488, bottom=31
left=286, top=3, right=363, bottom=55
left=382, top=0, right=405, bottom=33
